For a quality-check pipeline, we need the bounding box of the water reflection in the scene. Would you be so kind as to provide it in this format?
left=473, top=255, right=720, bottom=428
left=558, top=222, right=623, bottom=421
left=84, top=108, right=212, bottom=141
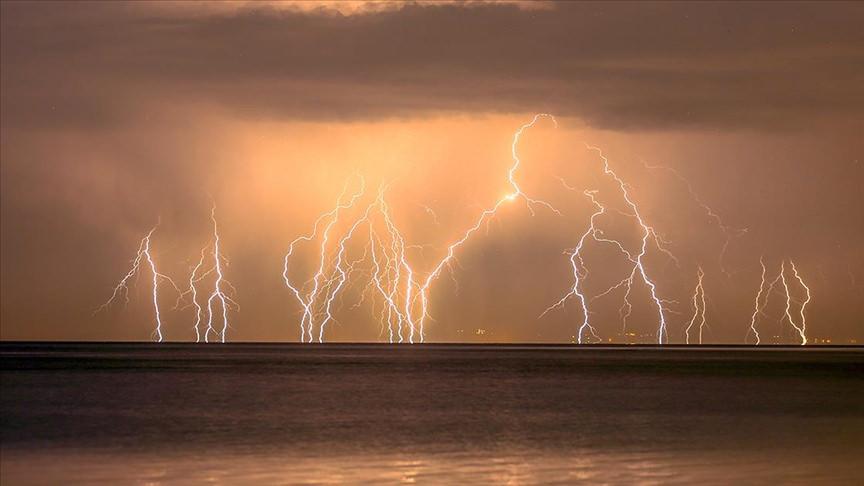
left=2, top=344, right=862, bottom=484
left=3, top=446, right=857, bottom=484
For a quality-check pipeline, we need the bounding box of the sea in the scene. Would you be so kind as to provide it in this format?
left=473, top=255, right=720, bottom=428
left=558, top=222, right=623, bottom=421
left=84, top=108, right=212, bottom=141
left=1, top=343, right=862, bottom=484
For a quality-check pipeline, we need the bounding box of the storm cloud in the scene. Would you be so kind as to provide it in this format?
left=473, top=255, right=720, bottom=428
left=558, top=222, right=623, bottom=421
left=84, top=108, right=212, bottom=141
left=3, top=1, right=862, bottom=131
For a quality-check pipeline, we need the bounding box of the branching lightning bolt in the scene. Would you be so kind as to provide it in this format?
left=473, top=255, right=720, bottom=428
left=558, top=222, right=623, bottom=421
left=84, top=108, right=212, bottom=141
left=202, top=205, right=237, bottom=343
left=588, top=145, right=674, bottom=344
left=539, top=189, right=606, bottom=343
left=283, top=176, right=368, bottom=342
left=96, top=224, right=183, bottom=342
left=97, top=116, right=821, bottom=346
left=544, top=144, right=676, bottom=344
left=316, top=200, right=377, bottom=342
left=685, top=266, right=707, bottom=344
left=188, top=246, right=208, bottom=342
left=789, top=261, right=811, bottom=345
left=747, top=258, right=810, bottom=345
left=410, top=113, right=562, bottom=342
left=747, top=257, right=769, bottom=345
left=282, top=114, right=561, bottom=343
left=641, top=161, right=748, bottom=277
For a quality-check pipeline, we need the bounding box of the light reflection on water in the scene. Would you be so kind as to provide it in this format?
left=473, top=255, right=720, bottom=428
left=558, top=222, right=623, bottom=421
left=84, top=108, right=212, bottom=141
left=1, top=344, right=862, bottom=484
left=1, top=447, right=855, bottom=484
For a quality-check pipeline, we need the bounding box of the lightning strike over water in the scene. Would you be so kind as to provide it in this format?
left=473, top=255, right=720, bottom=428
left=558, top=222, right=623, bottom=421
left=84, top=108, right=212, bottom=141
left=96, top=209, right=237, bottom=342
left=408, top=113, right=562, bottom=342
left=279, top=114, right=763, bottom=345
left=188, top=246, right=208, bottom=343
left=281, top=114, right=562, bottom=343
left=539, top=189, right=607, bottom=343
left=282, top=177, right=368, bottom=343
left=372, top=186, right=419, bottom=343
left=779, top=261, right=809, bottom=345
left=747, top=257, right=769, bottom=345
left=747, top=259, right=811, bottom=345
left=685, top=266, right=707, bottom=344
left=586, top=145, right=675, bottom=344
left=544, top=142, right=678, bottom=344
left=316, top=200, right=377, bottom=343
left=203, top=206, right=237, bottom=343
left=96, top=225, right=183, bottom=342
left=790, top=261, right=811, bottom=345
left=99, top=117, right=818, bottom=346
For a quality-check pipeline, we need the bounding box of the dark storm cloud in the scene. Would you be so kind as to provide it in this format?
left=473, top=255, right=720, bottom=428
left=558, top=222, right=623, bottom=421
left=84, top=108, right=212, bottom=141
left=2, top=1, right=862, bottom=131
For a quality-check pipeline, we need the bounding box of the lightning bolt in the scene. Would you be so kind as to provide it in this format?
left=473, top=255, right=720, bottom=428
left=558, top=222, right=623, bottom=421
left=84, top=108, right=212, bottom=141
left=284, top=114, right=561, bottom=344
left=685, top=266, right=707, bottom=344
left=187, top=246, right=208, bottom=343
left=96, top=224, right=183, bottom=342
left=97, top=117, right=818, bottom=346
left=203, top=205, right=237, bottom=343
left=316, top=199, right=377, bottom=342
left=368, top=226, right=399, bottom=342
left=790, top=261, right=811, bottom=345
left=417, top=203, right=441, bottom=226
left=283, top=176, right=366, bottom=342
left=641, top=160, right=748, bottom=277
left=274, top=114, right=723, bottom=345
left=410, top=113, right=561, bottom=342
left=780, top=261, right=809, bottom=345
left=586, top=145, right=674, bottom=344
left=747, top=258, right=810, bottom=345
left=746, top=256, right=769, bottom=345
left=373, top=185, right=418, bottom=342
left=544, top=144, right=676, bottom=344
left=276, top=114, right=805, bottom=346
left=539, top=189, right=605, bottom=343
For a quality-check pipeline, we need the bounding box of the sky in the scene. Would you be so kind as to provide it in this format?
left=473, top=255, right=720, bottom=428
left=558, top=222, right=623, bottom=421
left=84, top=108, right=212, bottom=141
left=1, top=1, right=862, bottom=343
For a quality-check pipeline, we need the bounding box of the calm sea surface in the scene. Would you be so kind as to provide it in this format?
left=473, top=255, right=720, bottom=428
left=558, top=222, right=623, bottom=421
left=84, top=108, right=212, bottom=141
left=1, top=343, right=862, bottom=484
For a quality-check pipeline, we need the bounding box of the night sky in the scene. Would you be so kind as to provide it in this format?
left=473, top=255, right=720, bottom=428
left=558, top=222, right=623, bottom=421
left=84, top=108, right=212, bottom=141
left=1, top=1, right=862, bottom=343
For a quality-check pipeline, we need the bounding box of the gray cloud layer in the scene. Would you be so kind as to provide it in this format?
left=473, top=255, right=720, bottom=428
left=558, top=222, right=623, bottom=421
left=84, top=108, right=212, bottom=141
left=3, top=1, right=862, bottom=131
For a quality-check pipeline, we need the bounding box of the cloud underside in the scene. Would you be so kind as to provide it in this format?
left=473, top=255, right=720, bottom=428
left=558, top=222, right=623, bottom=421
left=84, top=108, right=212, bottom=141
left=2, top=1, right=863, bottom=130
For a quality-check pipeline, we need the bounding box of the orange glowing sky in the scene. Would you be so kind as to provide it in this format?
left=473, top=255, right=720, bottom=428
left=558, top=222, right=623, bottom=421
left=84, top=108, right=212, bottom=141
left=1, top=1, right=862, bottom=343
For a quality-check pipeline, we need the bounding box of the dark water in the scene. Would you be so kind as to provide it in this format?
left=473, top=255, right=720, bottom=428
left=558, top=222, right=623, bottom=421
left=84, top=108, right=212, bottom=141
left=1, top=343, right=862, bottom=484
